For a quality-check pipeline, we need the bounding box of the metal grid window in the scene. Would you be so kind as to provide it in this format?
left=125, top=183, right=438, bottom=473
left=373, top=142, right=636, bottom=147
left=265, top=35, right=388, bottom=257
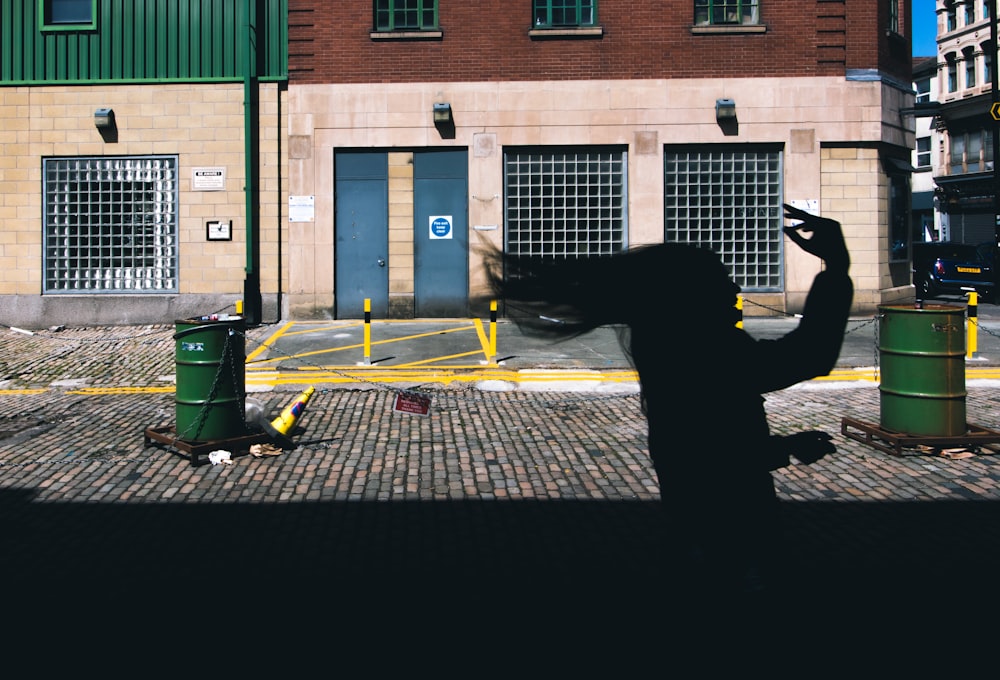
left=43, top=156, right=179, bottom=293
left=504, top=148, right=627, bottom=258
left=374, top=0, right=438, bottom=31
left=533, top=0, right=597, bottom=28
left=694, top=0, right=760, bottom=25
left=664, top=147, right=783, bottom=291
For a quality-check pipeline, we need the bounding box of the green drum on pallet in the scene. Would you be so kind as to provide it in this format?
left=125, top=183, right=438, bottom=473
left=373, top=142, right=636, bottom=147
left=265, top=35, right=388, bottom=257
left=878, top=304, right=966, bottom=437
left=174, top=316, right=246, bottom=442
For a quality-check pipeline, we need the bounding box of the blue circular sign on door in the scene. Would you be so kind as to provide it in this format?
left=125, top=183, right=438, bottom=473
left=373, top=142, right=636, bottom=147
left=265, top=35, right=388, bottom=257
left=430, top=216, right=452, bottom=239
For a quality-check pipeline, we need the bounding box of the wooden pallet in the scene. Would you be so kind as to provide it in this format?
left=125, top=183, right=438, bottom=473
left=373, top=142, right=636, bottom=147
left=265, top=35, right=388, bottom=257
left=143, top=425, right=271, bottom=466
left=841, top=417, right=1000, bottom=457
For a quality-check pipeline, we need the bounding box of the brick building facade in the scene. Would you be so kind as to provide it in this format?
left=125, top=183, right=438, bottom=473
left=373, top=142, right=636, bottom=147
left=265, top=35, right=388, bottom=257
left=285, top=0, right=917, bottom=320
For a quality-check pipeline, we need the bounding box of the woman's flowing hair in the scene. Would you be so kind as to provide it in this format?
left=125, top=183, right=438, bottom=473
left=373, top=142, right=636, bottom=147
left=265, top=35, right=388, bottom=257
left=483, top=241, right=728, bottom=335
left=482, top=240, right=732, bottom=369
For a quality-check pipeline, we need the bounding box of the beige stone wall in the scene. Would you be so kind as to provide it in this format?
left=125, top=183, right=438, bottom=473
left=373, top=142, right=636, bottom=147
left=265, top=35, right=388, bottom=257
left=388, top=152, right=415, bottom=317
left=285, top=75, right=911, bottom=318
left=0, top=82, right=286, bottom=325
left=819, top=147, right=882, bottom=311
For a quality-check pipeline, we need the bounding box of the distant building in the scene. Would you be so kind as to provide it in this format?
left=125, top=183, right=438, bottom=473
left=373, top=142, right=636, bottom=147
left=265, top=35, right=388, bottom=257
left=933, top=0, right=997, bottom=245
left=911, top=55, right=943, bottom=241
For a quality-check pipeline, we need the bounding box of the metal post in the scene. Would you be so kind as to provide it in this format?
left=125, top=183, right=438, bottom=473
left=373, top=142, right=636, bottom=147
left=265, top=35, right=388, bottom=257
left=967, top=291, right=979, bottom=359
left=363, top=298, right=372, bottom=365
left=489, top=299, right=497, bottom=364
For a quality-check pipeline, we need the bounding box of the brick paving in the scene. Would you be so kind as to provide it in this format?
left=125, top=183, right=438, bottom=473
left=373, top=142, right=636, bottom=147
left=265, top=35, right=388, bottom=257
left=1, top=323, right=998, bottom=672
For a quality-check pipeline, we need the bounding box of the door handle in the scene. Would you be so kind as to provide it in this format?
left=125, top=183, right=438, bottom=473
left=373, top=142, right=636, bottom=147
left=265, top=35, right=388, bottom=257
left=377, top=258, right=385, bottom=267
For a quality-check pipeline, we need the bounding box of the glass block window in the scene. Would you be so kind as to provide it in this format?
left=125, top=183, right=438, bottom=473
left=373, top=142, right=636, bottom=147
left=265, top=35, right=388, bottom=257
left=504, top=147, right=627, bottom=258
left=374, top=0, right=438, bottom=31
left=694, top=0, right=760, bottom=26
left=664, top=147, right=783, bottom=291
left=43, top=156, right=179, bottom=293
left=533, top=0, right=597, bottom=28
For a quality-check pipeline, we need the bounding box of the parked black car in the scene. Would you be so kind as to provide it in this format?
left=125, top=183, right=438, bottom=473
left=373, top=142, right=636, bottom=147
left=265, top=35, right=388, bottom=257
left=911, top=241, right=995, bottom=302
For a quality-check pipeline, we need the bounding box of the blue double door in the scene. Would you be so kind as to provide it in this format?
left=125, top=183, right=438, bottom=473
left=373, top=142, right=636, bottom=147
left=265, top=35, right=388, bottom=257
left=334, top=149, right=468, bottom=318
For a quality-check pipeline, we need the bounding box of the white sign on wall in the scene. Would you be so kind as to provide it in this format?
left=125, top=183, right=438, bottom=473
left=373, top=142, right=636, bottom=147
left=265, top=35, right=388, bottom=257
left=289, top=196, right=315, bottom=223
left=192, top=167, right=225, bottom=191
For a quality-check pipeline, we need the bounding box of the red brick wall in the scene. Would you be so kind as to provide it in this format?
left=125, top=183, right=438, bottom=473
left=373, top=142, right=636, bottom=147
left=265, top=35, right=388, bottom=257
left=289, top=1, right=911, bottom=84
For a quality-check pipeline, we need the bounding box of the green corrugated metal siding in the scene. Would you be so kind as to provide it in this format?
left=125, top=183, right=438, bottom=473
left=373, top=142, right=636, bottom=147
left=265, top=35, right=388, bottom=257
left=1, top=0, right=286, bottom=83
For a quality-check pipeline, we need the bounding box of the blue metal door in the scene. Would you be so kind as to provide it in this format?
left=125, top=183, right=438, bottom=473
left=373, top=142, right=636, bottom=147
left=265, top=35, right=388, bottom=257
left=334, top=151, right=389, bottom=318
left=414, top=150, right=468, bottom=317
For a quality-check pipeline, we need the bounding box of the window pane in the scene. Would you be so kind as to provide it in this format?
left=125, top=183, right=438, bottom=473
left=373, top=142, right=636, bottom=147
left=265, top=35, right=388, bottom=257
left=374, top=0, right=437, bottom=31
left=664, top=147, right=783, bottom=291
left=950, top=134, right=965, bottom=173
left=535, top=1, right=596, bottom=28
left=889, top=175, right=909, bottom=262
left=43, top=157, right=179, bottom=293
left=916, top=137, right=932, bottom=167
left=696, top=0, right=758, bottom=26
left=46, top=0, right=92, bottom=24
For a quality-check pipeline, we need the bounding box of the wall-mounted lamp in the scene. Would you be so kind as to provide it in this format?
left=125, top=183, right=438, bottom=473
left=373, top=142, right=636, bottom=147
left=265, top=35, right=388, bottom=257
left=432, top=102, right=455, bottom=139
left=94, top=107, right=118, bottom=142
left=715, top=98, right=736, bottom=122
left=94, top=108, right=115, bottom=129
left=433, top=102, right=453, bottom=125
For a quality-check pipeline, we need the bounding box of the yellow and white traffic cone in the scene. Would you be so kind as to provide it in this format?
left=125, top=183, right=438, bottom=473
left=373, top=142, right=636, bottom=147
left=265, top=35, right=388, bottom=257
left=263, top=386, right=315, bottom=449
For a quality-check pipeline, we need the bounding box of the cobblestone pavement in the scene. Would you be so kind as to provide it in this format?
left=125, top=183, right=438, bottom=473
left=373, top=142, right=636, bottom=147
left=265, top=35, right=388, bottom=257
left=1, top=323, right=998, bottom=673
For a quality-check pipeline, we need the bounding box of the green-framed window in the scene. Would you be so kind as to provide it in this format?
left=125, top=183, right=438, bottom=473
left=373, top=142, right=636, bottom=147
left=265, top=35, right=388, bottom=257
left=39, top=0, right=97, bottom=32
left=888, top=0, right=899, bottom=34
left=374, top=0, right=438, bottom=32
left=533, top=1, right=597, bottom=28
left=694, top=0, right=759, bottom=26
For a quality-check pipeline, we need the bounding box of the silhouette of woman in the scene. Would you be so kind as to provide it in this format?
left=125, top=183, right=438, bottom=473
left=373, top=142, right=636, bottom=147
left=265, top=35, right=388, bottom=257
left=484, top=203, right=854, bottom=599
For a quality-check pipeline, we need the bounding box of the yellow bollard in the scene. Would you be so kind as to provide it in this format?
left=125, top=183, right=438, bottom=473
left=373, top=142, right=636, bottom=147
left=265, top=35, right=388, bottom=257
left=967, top=291, right=978, bottom=359
left=363, top=298, right=372, bottom=365
left=735, top=295, right=743, bottom=329
left=263, top=386, right=315, bottom=448
left=489, top=299, right=498, bottom=365
left=236, top=300, right=243, bottom=315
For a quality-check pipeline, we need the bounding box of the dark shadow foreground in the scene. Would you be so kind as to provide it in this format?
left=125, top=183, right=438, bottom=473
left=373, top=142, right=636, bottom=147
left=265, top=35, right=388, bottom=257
left=2, top=490, right=998, bottom=673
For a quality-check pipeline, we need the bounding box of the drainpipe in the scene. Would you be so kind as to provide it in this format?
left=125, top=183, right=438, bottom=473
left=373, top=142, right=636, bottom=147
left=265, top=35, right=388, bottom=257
left=243, top=0, right=262, bottom=325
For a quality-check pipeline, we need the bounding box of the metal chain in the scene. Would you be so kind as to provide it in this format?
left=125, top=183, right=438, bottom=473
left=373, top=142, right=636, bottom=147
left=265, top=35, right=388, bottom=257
left=233, top=326, right=639, bottom=409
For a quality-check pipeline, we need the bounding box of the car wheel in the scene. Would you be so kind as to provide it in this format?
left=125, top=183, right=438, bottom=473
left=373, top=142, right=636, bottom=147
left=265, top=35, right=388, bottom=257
left=919, top=275, right=936, bottom=299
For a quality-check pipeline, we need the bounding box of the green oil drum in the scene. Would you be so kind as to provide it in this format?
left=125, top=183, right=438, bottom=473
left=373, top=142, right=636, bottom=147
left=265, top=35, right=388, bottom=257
left=878, top=303, right=966, bottom=437
left=174, top=316, right=246, bottom=442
